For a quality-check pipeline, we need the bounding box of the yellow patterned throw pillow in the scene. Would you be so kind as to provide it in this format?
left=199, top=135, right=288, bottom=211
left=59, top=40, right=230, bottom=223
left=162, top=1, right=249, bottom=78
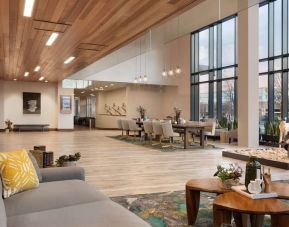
left=0, top=149, right=39, bottom=198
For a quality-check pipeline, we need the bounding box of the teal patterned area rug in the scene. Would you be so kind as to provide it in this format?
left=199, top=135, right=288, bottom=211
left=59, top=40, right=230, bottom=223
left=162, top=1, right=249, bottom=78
left=112, top=191, right=274, bottom=227
left=108, top=135, right=223, bottom=152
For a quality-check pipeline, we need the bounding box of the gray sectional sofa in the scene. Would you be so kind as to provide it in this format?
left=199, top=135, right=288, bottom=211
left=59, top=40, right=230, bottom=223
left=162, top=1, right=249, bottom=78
left=0, top=166, right=150, bottom=227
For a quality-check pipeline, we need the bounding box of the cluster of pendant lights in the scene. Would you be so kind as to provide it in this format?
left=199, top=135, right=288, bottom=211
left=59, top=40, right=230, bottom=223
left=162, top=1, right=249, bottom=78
left=17, top=0, right=75, bottom=82
left=133, top=31, right=150, bottom=84
left=162, top=66, right=181, bottom=77
left=162, top=15, right=182, bottom=78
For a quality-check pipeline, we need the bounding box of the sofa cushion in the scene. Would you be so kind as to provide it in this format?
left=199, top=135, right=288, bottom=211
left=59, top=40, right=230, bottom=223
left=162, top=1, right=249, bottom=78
left=7, top=200, right=150, bottom=227
left=0, top=177, right=7, bottom=227
left=27, top=152, right=42, bottom=182
left=4, top=180, right=107, bottom=217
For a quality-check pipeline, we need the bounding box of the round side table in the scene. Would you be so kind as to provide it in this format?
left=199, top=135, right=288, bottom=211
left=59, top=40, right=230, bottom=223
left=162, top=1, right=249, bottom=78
left=213, top=192, right=289, bottom=227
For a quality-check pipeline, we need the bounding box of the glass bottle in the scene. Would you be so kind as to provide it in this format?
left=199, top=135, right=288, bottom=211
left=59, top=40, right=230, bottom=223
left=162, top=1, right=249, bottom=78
left=245, top=156, right=262, bottom=189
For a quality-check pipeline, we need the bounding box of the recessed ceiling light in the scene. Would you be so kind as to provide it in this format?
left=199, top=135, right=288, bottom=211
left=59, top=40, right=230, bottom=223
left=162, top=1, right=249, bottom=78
left=45, top=80, right=48, bottom=83
left=34, top=66, right=40, bottom=72
left=23, top=0, right=35, bottom=17
left=90, top=94, right=95, bottom=97
left=110, top=84, right=114, bottom=86
left=105, top=85, right=108, bottom=88
left=39, top=76, right=45, bottom=81
left=81, top=91, right=85, bottom=94
left=95, top=88, right=99, bottom=90
left=24, top=72, right=29, bottom=77
left=46, top=32, right=59, bottom=46
left=64, top=56, right=75, bottom=64
left=13, top=78, right=17, bottom=81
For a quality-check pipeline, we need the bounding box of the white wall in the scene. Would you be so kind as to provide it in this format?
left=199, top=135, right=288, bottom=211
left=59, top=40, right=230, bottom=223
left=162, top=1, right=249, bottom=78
left=126, top=85, right=164, bottom=119
left=0, top=81, right=4, bottom=129
left=0, top=81, right=74, bottom=130
left=1, top=81, right=58, bottom=129
left=96, top=88, right=127, bottom=115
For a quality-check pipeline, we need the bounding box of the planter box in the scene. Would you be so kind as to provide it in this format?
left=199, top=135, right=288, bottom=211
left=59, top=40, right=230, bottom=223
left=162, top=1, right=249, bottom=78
left=259, top=134, right=279, bottom=147
left=222, top=151, right=289, bottom=170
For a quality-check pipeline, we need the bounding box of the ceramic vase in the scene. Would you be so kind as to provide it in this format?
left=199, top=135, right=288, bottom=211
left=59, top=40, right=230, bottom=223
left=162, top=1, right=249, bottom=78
left=63, top=161, right=77, bottom=167
left=222, top=179, right=239, bottom=189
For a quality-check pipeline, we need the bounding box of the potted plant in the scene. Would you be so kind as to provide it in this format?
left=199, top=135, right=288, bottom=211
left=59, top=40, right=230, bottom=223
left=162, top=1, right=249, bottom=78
left=173, top=107, right=182, bottom=124
left=214, top=163, right=243, bottom=189
left=261, top=120, right=280, bottom=146
left=5, top=119, right=13, bottom=133
left=56, top=152, right=81, bottom=167
left=136, top=106, right=146, bottom=120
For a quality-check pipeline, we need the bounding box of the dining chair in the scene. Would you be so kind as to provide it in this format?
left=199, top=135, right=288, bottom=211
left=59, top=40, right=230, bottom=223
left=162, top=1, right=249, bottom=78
left=152, top=121, right=163, bottom=145
left=128, top=120, right=142, bottom=141
left=161, top=122, right=181, bottom=147
left=203, top=119, right=216, bottom=145
left=117, top=119, right=124, bottom=136
left=121, top=120, right=130, bottom=137
left=143, top=121, right=154, bottom=143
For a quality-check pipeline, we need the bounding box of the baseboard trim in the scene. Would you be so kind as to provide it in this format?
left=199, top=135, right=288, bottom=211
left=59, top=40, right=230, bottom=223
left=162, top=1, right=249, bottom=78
left=95, top=128, right=119, bottom=130
left=57, top=129, right=74, bottom=132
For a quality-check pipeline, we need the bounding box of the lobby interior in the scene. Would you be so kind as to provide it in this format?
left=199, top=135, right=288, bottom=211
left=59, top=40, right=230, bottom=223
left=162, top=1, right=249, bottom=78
left=1, top=0, right=289, bottom=226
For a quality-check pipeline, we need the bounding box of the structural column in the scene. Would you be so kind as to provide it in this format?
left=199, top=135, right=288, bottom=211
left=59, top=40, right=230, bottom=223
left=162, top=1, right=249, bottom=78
left=237, top=1, right=259, bottom=147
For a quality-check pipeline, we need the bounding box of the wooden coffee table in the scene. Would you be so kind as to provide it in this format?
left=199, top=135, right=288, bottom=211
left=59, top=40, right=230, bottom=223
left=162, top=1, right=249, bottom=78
left=213, top=192, right=289, bottom=227
left=186, top=178, right=289, bottom=225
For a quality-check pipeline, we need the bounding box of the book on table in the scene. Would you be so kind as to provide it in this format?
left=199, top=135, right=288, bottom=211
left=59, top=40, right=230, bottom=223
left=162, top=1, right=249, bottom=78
left=231, top=185, right=278, bottom=199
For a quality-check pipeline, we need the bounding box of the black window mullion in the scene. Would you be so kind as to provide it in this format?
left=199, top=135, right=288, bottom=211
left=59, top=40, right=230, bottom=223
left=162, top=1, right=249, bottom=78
left=268, top=74, right=274, bottom=120
left=282, top=72, right=288, bottom=120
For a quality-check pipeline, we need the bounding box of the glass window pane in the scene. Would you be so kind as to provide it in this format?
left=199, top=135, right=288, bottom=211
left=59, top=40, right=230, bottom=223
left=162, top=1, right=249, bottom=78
left=199, top=29, right=209, bottom=71
left=259, top=61, right=268, bottom=73
left=274, top=73, right=282, bottom=120
left=214, top=25, right=217, bottom=68
left=274, top=58, right=282, bottom=71
left=222, top=18, right=235, bottom=67
left=222, top=80, right=235, bottom=120
left=199, top=83, right=209, bottom=119
left=199, top=73, right=209, bottom=82
left=259, top=5, right=268, bottom=59
left=191, top=34, right=195, bottom=73
left=259, top=75, right=268, bottom=134
left=274, top=0, right=282, bottom=56
left=222, top=67, right=235, bottom=79
left=214, top=82, right=217, bottom=118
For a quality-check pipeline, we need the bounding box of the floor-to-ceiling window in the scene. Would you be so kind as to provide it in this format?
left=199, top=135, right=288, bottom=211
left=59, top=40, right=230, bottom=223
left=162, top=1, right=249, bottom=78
left=259, top=0, right=289, bottom=133
left=191, top=16, right=237, bottom=121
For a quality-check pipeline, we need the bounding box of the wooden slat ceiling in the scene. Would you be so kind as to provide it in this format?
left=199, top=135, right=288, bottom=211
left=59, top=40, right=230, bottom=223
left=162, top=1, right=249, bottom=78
left=0, top=0, right=203, bottom=82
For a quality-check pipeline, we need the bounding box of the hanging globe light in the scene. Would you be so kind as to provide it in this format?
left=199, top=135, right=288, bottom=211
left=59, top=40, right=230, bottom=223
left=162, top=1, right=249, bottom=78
left=175, top=66, right=181, bottom=74
left=162, top=70, right=167, bottom=77
left=168, top=69, right=174, bottom=76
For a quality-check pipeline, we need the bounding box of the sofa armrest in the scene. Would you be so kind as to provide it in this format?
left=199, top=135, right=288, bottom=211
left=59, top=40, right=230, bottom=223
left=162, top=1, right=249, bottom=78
left=40, top=166, right=85, bottom=183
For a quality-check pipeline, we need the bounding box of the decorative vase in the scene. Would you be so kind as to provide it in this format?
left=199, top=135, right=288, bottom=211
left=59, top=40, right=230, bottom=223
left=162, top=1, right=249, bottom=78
left=63, top=161, right=77, bottom=167
left=222, top=179, right=239, bottom=189
left=245, top=156, right=261, bottom=189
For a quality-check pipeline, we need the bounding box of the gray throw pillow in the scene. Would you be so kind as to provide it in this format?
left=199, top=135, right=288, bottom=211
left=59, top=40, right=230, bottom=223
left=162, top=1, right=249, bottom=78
left=0, top=177, right=7, bottom=227
left=28, top=151, right=43, bottom=182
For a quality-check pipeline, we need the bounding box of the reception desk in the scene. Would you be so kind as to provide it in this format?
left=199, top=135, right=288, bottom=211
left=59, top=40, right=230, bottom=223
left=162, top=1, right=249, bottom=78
left=95, top=114, right=127, bottom=129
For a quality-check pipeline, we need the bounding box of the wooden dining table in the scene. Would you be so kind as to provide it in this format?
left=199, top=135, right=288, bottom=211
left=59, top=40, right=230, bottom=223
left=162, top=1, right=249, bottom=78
left=172, top=123, right=205, bottom=149
left=136, top=121, right=205, bottom=149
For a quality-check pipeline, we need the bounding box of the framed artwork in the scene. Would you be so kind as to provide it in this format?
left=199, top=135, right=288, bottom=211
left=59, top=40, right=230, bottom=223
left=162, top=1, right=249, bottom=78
left=23, top=92, right=41, bottom=114
left=60, top=95, right=72, bottom=114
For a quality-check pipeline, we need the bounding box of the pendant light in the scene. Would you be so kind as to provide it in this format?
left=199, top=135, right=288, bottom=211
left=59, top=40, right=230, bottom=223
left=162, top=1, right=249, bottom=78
left=175, top=16, right=181, bottom=75
left=134, top=39, right=138, bottom=83
left=162, top=23, right=167, bottom=77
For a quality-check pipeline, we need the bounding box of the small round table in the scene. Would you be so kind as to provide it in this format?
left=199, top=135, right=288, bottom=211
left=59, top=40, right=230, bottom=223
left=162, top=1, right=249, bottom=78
left=213, top=192, right=289, bottom=227
left=186, top=178, right=289, bottom=225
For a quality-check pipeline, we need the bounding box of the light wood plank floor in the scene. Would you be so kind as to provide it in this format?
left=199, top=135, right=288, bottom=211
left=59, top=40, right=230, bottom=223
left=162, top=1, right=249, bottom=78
left=0, top=130, right=288, bottom=197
